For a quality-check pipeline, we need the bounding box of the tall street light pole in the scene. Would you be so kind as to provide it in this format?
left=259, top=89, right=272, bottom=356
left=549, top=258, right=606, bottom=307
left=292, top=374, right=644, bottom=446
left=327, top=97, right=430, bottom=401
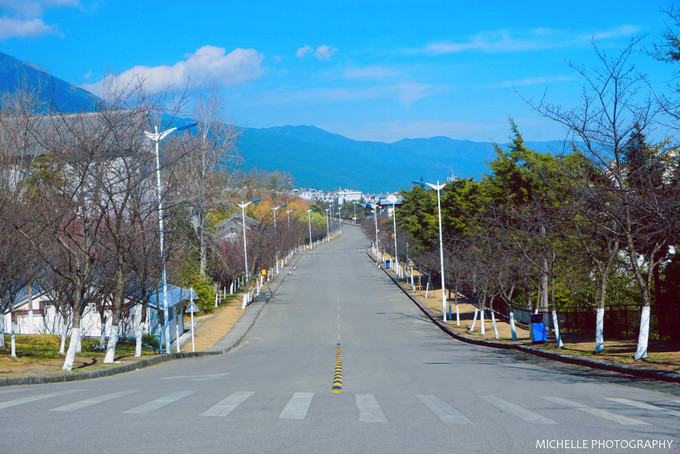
left=238, top=198, right=261, bottom=284
left=413, top=180, right=450, bottom=323
left=393, top=201, right=399, bottom=275
left=307, top=208, right=316, bottom=249
left=272, top=204, right=286, bottom=273
left=325, top=208, right=330, bottom=241
left=145, top=121, right=197, bottom=354
left=286, top=208, right=297, bottom=231
left=367, top=203, right=380, bottom=260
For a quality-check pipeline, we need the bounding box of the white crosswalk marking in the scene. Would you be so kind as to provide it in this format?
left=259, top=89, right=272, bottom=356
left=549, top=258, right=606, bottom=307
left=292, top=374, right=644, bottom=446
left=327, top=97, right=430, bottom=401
left=0, top=390, right=82, bottom=410
left=605, top=398, right=680, bottom=417
left=355, top=393, right=387, bottom=423
left=124, top=391, right=196, bottom=415
left=417, top=395, right=471, bottom=424
left=480, top=396, right=557, bottom=424
left=201, top=391, right=254, bottom=417
left=51, top=390, right=138, bottom=412
left=542, top=396, right=649, bottom=425
left=279, top=392, right=314, bottom=420
left=0, top=389, right=24, bottom=395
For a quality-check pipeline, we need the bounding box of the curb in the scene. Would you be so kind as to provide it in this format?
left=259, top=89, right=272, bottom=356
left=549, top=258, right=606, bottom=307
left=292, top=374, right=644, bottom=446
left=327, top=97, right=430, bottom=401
left=370, top=252, right=680, bottom=384
left=0, top=254, right=302, bottom=387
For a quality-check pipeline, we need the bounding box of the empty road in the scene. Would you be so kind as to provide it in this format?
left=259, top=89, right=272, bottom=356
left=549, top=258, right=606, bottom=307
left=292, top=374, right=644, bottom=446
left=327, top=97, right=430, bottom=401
left=1, top=225, right=678, bottom=453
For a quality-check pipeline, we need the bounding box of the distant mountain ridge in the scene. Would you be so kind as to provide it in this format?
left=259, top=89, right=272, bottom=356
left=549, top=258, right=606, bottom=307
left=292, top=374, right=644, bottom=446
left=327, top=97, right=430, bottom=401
left=0, top=51, right=99, bottom=113
left=0, top=51, right=570, bottom=193
left=236, top=125, right=570, bottom=193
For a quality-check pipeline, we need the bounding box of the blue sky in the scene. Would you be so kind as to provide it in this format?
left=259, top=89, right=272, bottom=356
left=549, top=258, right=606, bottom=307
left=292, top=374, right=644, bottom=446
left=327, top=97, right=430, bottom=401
left=0, top=0, right=677, bottom=143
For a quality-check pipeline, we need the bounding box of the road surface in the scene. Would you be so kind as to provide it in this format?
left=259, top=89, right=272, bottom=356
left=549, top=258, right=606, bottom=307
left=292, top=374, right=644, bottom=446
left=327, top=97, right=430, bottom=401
left=1, top=225, right=678, bottom=453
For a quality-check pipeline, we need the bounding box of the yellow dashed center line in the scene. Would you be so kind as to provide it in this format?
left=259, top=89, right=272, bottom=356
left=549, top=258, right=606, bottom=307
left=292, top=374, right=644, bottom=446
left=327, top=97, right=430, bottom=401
left=332, top=343, right=343, bottom=393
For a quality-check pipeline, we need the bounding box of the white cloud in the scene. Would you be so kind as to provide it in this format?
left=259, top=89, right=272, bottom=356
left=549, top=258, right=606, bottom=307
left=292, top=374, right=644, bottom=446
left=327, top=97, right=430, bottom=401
left=423, top=25, right=641, bottom=55
left=0, top=16, right=55, bottom=39
left=82, top=45, right=265, bottom=96
left=492, top=76, right=572, bottom=88
left=586, top=25, right=640, bottom=41
left=314, top=45, right=338, bottom=61
left=296, top=45, right=313, bottom=58
left=0, top=0, right=79, bottom=17
left=296, top=44, right=338, bottom=60
left=255, top=81, right=444, bottom=108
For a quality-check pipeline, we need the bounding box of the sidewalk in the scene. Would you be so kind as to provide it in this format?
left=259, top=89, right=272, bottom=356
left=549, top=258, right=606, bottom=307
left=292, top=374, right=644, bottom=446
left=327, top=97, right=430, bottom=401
left=377, top=252, right=680, bottom=382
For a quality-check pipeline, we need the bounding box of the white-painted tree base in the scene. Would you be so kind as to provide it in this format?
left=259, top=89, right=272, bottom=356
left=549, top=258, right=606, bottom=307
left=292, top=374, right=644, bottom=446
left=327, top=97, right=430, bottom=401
left=469, top=308, right=478, bottom=332
left=103, top=327, right=118, bottom=363
left=552, top=310, right=563, bottom=348
left=634, top=306, right=650, bottom=360
left=63, top=327, right=81, bottom=371
left=595, top=307, right=605, bottom=352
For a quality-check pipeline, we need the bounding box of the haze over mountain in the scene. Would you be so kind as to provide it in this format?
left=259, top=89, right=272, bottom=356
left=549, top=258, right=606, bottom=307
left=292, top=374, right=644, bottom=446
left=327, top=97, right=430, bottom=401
left=0, top=51, right=569, bottom=193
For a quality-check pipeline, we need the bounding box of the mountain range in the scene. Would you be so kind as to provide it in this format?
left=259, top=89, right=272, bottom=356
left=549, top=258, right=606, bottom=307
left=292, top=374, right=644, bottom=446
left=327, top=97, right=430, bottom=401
left=0, top=51, right=568, bottom=193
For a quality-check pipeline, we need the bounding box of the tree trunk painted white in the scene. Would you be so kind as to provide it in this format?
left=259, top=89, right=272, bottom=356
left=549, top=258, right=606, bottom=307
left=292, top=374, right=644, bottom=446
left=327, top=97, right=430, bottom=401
left=10, top=323, right=16, bottom=358
left=634, top=306, right=650, bottom=360
left=491, top=311, right=499, bottom=339
left=0, top=314, right=5, bottom=348
left=135, top=320, right=143, bottom=357
left=175, top=311, right=181, bottom=353
left=595, top=308, right=605, bottom=353
left=455, top=304, right=460, bottom=326
left=551, top=310, right=563, bottom=348
left=76, top=335, right=81, bottom=353
left=28, top=291, right=34, bottom=334
left=63, top=327, right=81, bottom=371
left=509, top=311, right=517, bottom=341
left=99, top=322, right=106, bottom=349
left=103, top=325, right=118, bottom=363
left=480, top=310, right=486, bottom=335
left=425, top=281, right=430, bottom=298
left=60, top=321, right=67, bottom=354
left=242, top=291, right=249, bottom=309
left=469, top=308, right=478, bottom=332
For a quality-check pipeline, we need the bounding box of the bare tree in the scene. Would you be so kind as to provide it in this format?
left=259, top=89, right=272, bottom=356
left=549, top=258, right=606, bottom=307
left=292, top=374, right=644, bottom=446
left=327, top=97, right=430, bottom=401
left=530, top=39, right=674, bottom=359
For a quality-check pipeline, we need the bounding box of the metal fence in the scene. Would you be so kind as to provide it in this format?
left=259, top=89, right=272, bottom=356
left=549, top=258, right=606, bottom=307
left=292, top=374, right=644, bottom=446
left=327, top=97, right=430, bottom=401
left=503, top=304, right=680, bottom=339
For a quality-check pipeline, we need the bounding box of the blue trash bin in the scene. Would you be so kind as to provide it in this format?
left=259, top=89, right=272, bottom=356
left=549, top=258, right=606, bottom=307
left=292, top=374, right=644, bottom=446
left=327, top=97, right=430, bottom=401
left=530, top=314, right=547, bottom=343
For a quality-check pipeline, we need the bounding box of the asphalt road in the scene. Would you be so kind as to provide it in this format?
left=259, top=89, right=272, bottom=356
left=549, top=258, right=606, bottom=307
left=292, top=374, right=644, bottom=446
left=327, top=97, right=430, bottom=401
left=1, top=225, right=678, bottom=454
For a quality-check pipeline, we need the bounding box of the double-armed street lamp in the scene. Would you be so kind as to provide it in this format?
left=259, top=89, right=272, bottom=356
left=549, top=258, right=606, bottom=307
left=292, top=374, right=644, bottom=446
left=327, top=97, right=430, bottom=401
left=272, top=203, right=286, bottom=236
left=272, top=204, right=286, bottom=273
left=145, top=121, right=197, bottom=354
left=286, top=207, right=297, bottom=231
left=366, top=202, right=381, bottom=260
left=412, top=180, right=451, bottom=323
left=325, top=208, right=330, bottom=241
left=238, top=198, right=261, bottom=284
left=307, top=207, right=317, bottom=249
left=389, top=199, right=399, bottom=277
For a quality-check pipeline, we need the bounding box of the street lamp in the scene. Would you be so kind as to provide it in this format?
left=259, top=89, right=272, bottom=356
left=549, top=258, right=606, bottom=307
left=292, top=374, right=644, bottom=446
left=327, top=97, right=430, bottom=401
left=238, top=198, right=261, bottom=284
left=307, top=207, right=317, bottom=249
left=272, top=203, right=286, bottom=236
left=389, top=199, right=399, bottom=277
left=145, top=121, right=197, bottom=354
left=272, top=204, right=286, bottom=273
left=366, top=202, right=380, bottom=261
left=286, top=208, right=297, bottom=231
left=413, top=180, right=451, bottom=323
left=325, top=208, right=330, bottom=241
